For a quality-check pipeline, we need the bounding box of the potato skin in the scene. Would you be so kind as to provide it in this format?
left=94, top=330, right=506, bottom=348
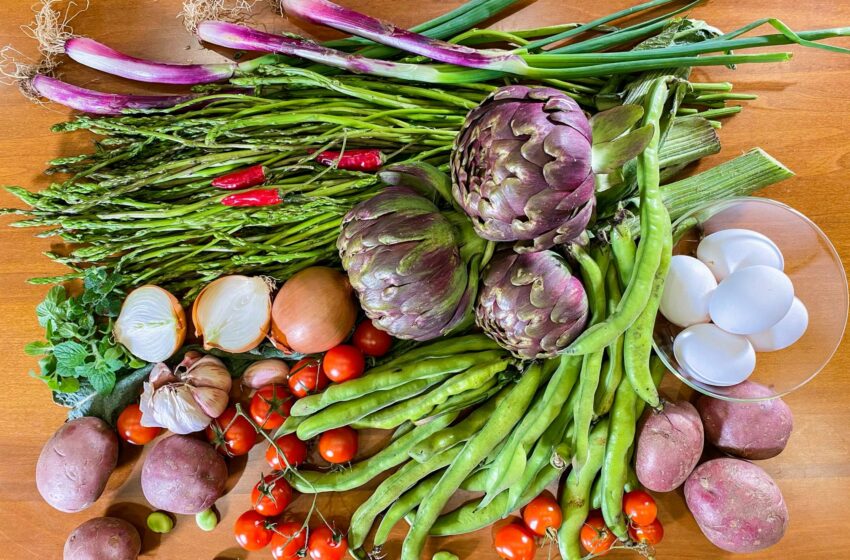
left=64, top=517, right=141, bottom=560
left=141, top=434, right=227, bottom=514
left=635, top=400, right=704, bottom=492
left=685, top=458, right=788, bottom=553
left=696, top=381, right=793, bottom=460
left=36, top=417, right=119, bottom=512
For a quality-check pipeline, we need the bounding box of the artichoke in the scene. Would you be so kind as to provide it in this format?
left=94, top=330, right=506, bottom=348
left=476, top=249, right=588, bottom=359
left=452, top=85, right=652, bottom=252
left=338, top=163, right=488, bottom=341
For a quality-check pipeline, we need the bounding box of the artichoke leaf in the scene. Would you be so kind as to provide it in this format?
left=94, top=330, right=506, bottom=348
left=589, top=104, right=645, bottom=144
left=591, top=123, right=654, bottom=174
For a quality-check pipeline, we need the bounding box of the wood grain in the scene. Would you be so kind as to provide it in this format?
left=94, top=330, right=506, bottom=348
left=1, top=1, right=848, bottom=558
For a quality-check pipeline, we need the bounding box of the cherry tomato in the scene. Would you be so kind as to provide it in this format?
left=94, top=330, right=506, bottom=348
left=629, top=518, right=664, bottom=546
left=493, top=522, right=536, bottom=560
left=580, top=512, right=616, bottom=556
left=307, top=525, right=348, bottom=560
left=266, top=434, right=309, bottom=470
left=491, top=516, right=519, bottom=540
left=116, top=403, right=161, bottom=445
left=623, top=489, right=658, bottom=526
left=251, top=473, right=293, bottom=517
left=233, top=510, right=274, bottom=551
left=318, top=426, right=358, bottom=463
left=270, top=521, right=307, bottom=560
left=522, top=491, right=562, bottom=537
left=352, top=320, right=393, bottom=357
left=249, top=384, right=293, bottom=430
left=289, top=358, right=329, bottom=398
left=322, top=345, right=365, bottom=383
left=206, top=406, right=258, bottom=457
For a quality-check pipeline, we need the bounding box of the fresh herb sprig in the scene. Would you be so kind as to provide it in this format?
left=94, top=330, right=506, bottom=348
left=25, top=267, right=145, bottom=395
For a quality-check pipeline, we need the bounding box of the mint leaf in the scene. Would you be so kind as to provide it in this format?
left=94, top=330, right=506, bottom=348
left=52, top=340, right=88, bottom=368
left=88, top=365, right=116, bottom=395
left=24, top=340, right=52, bottom=356
left=55, top=364, right=152, bottom=425
left=35, top=285, right=66, bottom=327
left=46, top=376, right=80, bottom=393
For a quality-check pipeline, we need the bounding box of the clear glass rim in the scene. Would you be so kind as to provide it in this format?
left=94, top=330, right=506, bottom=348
left=654, top=196, right=849, bottom=402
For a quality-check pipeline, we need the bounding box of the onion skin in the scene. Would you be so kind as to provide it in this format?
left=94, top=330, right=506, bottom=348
left=241, top=359, right=290, bottom=389
left=270, top=267, right=357, bottom=354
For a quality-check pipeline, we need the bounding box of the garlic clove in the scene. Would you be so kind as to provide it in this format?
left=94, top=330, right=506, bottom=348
left=192, top=275, right=272, bottom=353
left=114, top=285, right=187, bottom=363
left=149, top=362, right=178, bottom=389
left=241, top=359, right=290, bottom=389
left=153, top=385, right=213, bottom=434
left=182, top=354, right=233, bottom=393
left=175, top=350, right=205, bottom=375
left=189, top=385, right=230, bottom=419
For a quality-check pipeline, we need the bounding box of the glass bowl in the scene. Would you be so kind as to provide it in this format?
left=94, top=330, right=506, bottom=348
left=653, top=197, right=848, bottom=402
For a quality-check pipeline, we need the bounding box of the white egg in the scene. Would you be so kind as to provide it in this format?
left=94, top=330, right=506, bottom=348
left=747, top=297, right=809, bottom=352
left=660, top=255, right=718, bottom=328
left=696, top=228, right=784, bottom=281
left=709, top=265, right=794, bottom=335
left=673, top=323, right=756, bottom=386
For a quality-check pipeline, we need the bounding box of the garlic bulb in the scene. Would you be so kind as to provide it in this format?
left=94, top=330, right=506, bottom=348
left=241, top=359, right=290, bottom=389
left=114, top=285, right=186, bottom=363
left=139, top=352, right=232, bottom=434
left=192, top=275, right=272, bottom=353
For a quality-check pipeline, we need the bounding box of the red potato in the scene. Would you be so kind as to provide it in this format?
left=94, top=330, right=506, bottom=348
left=635, top=400, right=704, bottom=492
left=685, top=458, right=788, bottom=553
left=36, top=417, right=119, bottom=513
left=696, top=381, right=793, bottom=460
left=141, top=434, right=227, bottom=514
left=64, top=517, right=141, bottom=560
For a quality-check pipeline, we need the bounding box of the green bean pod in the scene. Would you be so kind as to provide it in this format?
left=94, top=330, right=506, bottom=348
left=289, top=411, right=458, bottom=493
left=590, top=473, right=603, bottom=510
left=430, top=460, right=563, bottom=537
left=291, top=348, right=505, bottom=416
left=409, top=385, right=513, bottom=463
left=428, top=375, right=502, bottom=417
left=624, top=216, right=672, bottom=410
left=558, top=419, right=611, bottom=560
left=374, top=470, right=444, bottom=547
left=355, top=359, right=511, bottom=430
left=297, top=372, right=454, bottom=439
left=610, top=223, right=637, bottom=288
left=595, top=264, right=625, bottom=416
left=600, top=379, right=639, bottom=539
left=400, top=363, right=545, bottom=560
left=347, top=446, right=462, bottom=549
left=481, top=354, right=580, bottom=505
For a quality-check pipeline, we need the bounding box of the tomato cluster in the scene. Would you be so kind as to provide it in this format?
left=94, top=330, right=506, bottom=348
left=580, top=490, right=664, bottom=557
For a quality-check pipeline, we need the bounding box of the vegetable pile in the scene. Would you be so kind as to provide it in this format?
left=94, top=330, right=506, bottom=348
left=7, top=0, right=847, bottom=558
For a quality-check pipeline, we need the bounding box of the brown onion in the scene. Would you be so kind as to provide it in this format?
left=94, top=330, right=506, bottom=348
left=270, top=267, right=357, bottom=354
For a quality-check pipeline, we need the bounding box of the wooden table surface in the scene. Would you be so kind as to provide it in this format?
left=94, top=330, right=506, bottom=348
left=1, top=1, right=849, bottom=558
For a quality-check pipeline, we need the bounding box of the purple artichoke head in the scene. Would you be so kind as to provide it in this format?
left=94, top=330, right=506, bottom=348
left=452, top=85, right=652, bottom=252
left=338, top=163, right=486, bottom=341
left=477, top=249, right=589, bottom=359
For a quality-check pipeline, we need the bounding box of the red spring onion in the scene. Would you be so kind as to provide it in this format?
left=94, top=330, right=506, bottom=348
left=281, top=0, right=526, bottom=72
left=314, top=149, right=384, bottom=171
left=211, top=165, right=267, bottom=190
left=31, top=75, right=196, bottom=115
left=221, top=189, right=282, bottom=207
left=65, top=37, right=236, bottom=85
left=196, top=21, right=497, bottom=83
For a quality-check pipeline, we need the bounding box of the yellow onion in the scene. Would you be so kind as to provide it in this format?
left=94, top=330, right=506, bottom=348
left=192, top=275, right=272, bottom=353
left=114, top=285, right=186, bottom=363
left=270, top=267, right=357, bottom=354
left=241, top=359, right=290, bottom=389
left=139, top=352, right=232, bottom=434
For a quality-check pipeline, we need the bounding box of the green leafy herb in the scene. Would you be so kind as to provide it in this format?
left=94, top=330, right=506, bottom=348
left=53, top=364, right=153, bottom=425
left=27, top=267, right=144, bottom=396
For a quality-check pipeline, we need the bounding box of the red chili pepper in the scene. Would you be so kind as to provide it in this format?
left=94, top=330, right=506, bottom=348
left=221, top=189, right=282, bottom=207
left=314, top=149, right=384, bottom=171
left=212, top=164, right=267, bottom=190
